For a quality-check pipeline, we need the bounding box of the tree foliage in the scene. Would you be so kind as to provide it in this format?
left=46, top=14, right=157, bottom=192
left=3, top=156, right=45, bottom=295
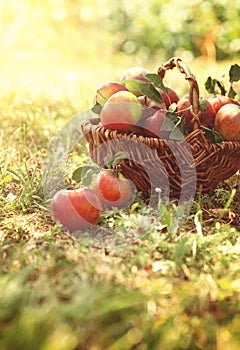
left=0, top=0, right=239, bottom=62
left=97, top=0, right=240, bottom=61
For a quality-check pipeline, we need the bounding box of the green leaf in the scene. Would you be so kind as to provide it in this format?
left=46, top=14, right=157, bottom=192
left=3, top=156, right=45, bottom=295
left=72, top=165, right=99, bottom=185
left=165, top=111, right=179, bottom=124
left=91, top=103, right=102, bottom=114
left=205, top=77, right=218, bottom=95
left=198, top=97, right=208, bottom=111
left=139, top=82, right=164, bottom=104
left=104, top=151, right=129, bottom=169
left=201, top=126, right=223, bottom=143
left=161, top=118, right=174, bottom=132
left=122, top=79, right=143, bottom=96
left=228, top=85, right=237, bottom=99
left=205, top=76, right=227, bottom=96
left=104, top=152, right=114, bottom=169
left=229, top=64, right=240, bottom=82
left=111, top=151, right=129, bottom=168
left=143, top=73, right=168, bottom=93
left=169, top=128, right=185, bottom=141
left=169, top=117, right=185, bottom=140
left=161, top=112, right=178, bottom=132
left=122, top=79, right=163, bottom=104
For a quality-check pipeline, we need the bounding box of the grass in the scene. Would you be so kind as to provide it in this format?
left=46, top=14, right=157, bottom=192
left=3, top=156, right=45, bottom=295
left=1, top=56, right=240, bottom=350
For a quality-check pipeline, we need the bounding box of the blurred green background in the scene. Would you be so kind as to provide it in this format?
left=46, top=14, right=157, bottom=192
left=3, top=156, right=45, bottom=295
left=0, top=0, right=239, bottom=104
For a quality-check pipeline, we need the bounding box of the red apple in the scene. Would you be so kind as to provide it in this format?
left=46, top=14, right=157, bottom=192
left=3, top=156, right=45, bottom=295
left=93, top=169, right=135, bottom=209
left=137, top=95, right=162, bottom=125
left=198, top=97, right=216, bottom=128
left=158, top=87, right=179, bottom=108
left=121, top=66, right=150, bottom=96
left=176, top=95, right=193, bottom=125
left=100, top=90, right=142, bottom=131
left=93, top=81, right=127, bottom=106
left=138, top=107, right=159, bottom=127
left=50, top=188, right=102, bottom=231
left=121, top=66, right=149, bottom=82
left=143, top=109, right=170, bottom=138
left=208, top=94, right=239, bottom=114
left=214, top=103, right=240, bottom=141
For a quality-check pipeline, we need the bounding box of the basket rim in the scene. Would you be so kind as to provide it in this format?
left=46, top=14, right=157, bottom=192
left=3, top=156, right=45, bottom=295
left=81, top=117, right=240, bottom=147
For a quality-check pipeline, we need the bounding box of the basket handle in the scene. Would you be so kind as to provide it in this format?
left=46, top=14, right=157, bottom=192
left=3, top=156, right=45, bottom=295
left=157, top=57, right=201, bottom=130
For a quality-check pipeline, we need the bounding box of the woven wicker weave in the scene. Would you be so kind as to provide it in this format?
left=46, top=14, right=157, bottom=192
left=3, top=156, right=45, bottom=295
left=81, top=57, right=240, bottom=200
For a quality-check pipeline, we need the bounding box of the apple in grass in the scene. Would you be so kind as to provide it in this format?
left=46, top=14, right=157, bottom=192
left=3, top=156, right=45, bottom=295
left=214, top=103, right=240, bottom=141
left=93, top=81, right=127, bottom=106
left=93, top=169, right=136, bottom=209
left=100, top=90, right=142, bottom=131
left=50, top=188, right=102, bottom=232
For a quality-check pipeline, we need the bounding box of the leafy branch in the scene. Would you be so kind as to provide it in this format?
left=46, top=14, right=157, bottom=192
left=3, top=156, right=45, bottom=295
left=205, top=64, right=240, bottom=99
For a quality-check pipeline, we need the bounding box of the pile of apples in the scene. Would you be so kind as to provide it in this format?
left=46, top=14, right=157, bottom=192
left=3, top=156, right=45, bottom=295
left=91, top=65, right=240, bottom=141
left=50, top=64, right=240, bottom=232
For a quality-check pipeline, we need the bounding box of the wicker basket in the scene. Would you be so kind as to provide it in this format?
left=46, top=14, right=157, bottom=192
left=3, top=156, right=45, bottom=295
left=81, top=57, right=240, bottom=201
